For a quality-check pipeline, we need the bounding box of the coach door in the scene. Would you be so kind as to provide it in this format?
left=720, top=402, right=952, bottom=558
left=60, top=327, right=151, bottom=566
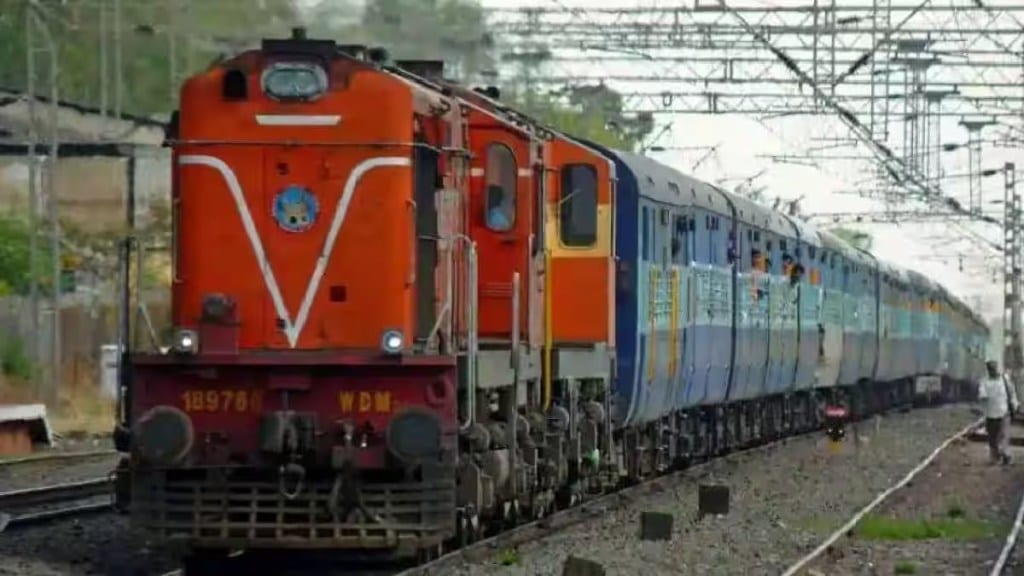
left=472, top=130, right=531, bottom=341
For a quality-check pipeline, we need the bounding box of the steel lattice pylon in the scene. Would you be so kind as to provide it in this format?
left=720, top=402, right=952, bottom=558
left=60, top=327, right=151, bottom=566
left=1004, top=162, right=1021, bottom=389
left=487, top=1, right=1024, bottom=219
left=487, top=0, right=1023, bottom=315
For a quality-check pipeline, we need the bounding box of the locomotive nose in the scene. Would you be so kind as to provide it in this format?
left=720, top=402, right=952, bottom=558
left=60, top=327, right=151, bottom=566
left=132, top=405, right=195, bottom=466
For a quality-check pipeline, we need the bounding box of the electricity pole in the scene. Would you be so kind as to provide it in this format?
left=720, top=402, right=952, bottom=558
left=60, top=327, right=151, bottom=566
left=24, top=0, right=62, bottom=406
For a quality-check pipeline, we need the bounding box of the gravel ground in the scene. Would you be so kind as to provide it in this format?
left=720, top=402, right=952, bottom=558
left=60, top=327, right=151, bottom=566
left=802, top=419, right=1024, bottom=576
left=0, top=405, right=976, bottom=576
left=434, top=404, right=977, bottom=576
left=0, top=513, right=181, bottom=576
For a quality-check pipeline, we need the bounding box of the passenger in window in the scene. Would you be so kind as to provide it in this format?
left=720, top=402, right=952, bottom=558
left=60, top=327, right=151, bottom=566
left=485, top=185, right=512, bottom=231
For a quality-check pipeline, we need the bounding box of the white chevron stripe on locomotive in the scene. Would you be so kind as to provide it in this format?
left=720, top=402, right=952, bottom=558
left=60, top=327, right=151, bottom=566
left=178, top=154, right=412, bottom=348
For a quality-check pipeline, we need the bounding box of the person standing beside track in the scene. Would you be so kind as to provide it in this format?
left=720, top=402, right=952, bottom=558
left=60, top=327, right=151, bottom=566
left=977, top=360, right=1019, bottom=465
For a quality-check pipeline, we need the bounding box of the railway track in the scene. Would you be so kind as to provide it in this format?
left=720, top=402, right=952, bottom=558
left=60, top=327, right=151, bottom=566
left=0, top=477, right=113, bottom=531
left=779, top=417, right=984, bottom=576
left=164, top=406, right=972, bottom=575
left=396, top=415, right=878, bottom=576
left=161, top=420, right=838, bottom=576
left=0, top=449, right=118, bottom=467
left=990, top=476, right=1024, bottom=575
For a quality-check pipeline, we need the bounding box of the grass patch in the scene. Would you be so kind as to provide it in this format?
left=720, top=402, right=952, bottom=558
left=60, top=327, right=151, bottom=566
left=856, top=515, right=1000, bottom=541
left=497, top=548, right=519, bottom=566
left=894, top=560, right=918, bottom=574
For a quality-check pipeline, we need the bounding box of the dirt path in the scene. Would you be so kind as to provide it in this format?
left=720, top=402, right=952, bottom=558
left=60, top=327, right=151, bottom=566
left=802, top=419, right=1024, bottom=576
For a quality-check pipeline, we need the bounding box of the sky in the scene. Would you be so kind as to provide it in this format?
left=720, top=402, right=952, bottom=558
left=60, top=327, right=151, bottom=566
left=300, top=0, right=1024, bottom=322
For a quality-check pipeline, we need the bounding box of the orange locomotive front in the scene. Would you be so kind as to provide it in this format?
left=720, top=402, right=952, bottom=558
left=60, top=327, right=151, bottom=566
left=116, top=30, right=469, bottom=556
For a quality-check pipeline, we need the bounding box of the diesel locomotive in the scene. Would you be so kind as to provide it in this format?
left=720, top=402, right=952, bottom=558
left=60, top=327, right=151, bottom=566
left=112, top=29, right=988, bottom=564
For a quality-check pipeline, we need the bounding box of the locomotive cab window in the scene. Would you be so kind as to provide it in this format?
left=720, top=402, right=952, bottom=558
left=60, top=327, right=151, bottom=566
left=484, top=144, right=517, bottom=232
left=560, top=164, right=598, bottom=247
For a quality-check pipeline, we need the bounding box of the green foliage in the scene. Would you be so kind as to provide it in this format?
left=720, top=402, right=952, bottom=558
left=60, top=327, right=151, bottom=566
left=829, top=226, right=874, bottom=252
left=363, top=0, right=494, bottom=79
left=0, top=0, right=299, bottom=116
left=0, top=215, right=52, bottom=296
left=0, top=336, right=34, bottom=381
left=511, top=88, right=652, bottom=152
left=308, top=0, right=650, bottom=151
left=3, top=0, right=649, bottom=150
left=497, top=548, right=519, bottom=566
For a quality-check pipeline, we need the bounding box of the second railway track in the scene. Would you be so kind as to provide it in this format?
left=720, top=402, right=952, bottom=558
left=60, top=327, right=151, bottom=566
left=0, top=476, right=113, bottom=530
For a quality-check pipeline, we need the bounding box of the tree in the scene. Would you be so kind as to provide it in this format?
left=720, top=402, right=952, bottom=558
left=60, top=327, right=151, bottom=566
left=508, top=85, right=653, bottom=152
left=503, top=89, right=647, bottom=151
left=305, top=0, right=494, bottom=81
left=830, top=226, right=873, bottom=252
left=0, top=0, right=299, bottom=116
left=0, top=215, right=53, bottom=296
left=307, top=0, right=650, bottom=151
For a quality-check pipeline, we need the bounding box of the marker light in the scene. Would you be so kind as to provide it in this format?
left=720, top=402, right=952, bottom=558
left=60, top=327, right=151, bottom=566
left=381, top=329, right=404, bottom=354
left=173, top=329, right=199, bottom=354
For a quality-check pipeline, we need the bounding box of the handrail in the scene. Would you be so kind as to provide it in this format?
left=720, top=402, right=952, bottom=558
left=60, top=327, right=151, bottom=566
left=543, top=247, right=553, bottom=411
left=511, top=271, right=521, bottom=369
left=669, top=267, right=679, bottom=377
left=509, top=271, right=521, bottom=496
left=447, top=233, right=478, bottom=432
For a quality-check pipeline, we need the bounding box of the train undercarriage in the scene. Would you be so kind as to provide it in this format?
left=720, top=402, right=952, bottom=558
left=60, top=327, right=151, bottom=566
left=117, top=370, right=969, bottom=574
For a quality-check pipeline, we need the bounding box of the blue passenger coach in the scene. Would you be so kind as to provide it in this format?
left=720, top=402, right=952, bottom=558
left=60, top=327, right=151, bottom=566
left=576, top=138, right=987, bottom=479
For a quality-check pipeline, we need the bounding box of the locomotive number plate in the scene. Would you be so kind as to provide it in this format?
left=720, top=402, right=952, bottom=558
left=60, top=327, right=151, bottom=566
left=180, top=389, right=264, bottom=413
left=338, top=391, right=393, bottom=414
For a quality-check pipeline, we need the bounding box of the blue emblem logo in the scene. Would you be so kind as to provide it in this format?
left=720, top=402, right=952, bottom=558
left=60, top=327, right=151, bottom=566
left=273, top=185, right=319, bottom=233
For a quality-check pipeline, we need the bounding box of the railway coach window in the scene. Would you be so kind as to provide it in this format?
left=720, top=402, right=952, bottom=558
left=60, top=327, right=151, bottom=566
left=484, top=144, right=517, bottom=232
left=560, top=164, right=598, bottom=247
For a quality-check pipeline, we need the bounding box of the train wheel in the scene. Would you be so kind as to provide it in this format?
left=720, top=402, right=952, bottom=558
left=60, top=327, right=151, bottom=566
left=469, top=509, right=481, bottom=542
left=454, top=508, right=470, bottom=548
left=417, top=544, right=443, bottom=563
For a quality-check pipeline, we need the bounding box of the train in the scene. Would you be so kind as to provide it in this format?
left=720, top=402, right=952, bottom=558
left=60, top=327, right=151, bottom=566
left=111, top=28, right=989, bottom=566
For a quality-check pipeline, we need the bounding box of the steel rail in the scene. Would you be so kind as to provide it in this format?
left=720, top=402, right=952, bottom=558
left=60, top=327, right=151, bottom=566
left=0, top=449, right=118, bottom=467
left=990, top=475, right=1024, bottom=574
left=0, top=477, right=111, bottom=510
left=0, top=477, right=113, bottom=531
left=396, top=408, right=972, bottom=576
left=780, top=418, right=984, bottom=576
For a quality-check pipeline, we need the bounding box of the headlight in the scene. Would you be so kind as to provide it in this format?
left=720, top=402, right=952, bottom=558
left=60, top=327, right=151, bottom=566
left=132, top=405, right=194, bottom=467
left=173, top=329, right=198, bottom=354
left=381, top=329, right=404, bottom=354
left=261, top=62, right=328, bottom=102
